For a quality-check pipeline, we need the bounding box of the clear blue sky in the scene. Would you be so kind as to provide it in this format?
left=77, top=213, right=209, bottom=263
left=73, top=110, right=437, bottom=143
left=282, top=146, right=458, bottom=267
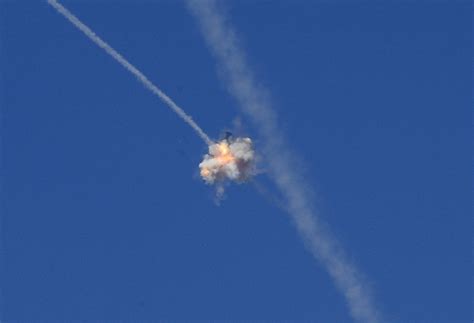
left=1, top=1, right=471, bottom=322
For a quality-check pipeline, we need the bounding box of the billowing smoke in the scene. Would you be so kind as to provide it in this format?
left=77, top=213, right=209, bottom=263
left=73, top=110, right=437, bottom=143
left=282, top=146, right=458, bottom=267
left=199, top=137, right=255, bottom=184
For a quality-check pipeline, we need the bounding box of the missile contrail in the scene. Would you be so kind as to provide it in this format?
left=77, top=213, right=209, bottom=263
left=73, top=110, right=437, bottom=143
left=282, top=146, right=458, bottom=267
left=46, top=0, right=213, bottom=146
left=186, top=1, right=381, bottom=322
left=47, top=0, right=380, bottom=321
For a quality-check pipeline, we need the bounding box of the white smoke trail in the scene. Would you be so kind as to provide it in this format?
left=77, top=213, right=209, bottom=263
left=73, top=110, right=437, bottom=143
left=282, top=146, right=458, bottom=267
left=186, top=1, right=381, bottom=322
left=47, top=0, right=213, bottom=146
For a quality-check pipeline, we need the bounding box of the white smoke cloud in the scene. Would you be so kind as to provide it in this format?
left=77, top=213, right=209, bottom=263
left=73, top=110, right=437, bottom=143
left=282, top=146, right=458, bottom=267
left=199, top=137, right=255, bottom=184
left=186, top=1, right=381, bottom=322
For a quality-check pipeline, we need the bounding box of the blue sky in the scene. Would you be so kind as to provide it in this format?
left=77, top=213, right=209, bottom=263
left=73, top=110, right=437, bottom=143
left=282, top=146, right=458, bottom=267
left=1, top=1, right=471, bottom=322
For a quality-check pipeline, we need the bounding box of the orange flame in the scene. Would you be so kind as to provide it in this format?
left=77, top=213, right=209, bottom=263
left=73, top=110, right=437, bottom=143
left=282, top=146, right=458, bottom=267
left=216, top=141, right=235, bottom=164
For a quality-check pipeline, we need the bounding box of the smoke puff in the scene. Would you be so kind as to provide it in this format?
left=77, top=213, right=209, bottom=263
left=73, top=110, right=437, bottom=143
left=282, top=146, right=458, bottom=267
left=199, top=137, right=255, bottom=184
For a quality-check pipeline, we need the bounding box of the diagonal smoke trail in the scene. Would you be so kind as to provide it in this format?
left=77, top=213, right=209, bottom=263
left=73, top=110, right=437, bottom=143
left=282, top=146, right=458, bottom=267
left=186, top=1, right=381, bottom=322
left=47, top=0, right=213, bottom=146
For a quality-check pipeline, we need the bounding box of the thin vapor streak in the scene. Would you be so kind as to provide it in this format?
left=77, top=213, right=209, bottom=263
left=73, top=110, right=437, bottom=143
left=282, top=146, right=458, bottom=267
left=47, top=0, right=213, bottom=146
left=186, top=1, right=380, bottom=322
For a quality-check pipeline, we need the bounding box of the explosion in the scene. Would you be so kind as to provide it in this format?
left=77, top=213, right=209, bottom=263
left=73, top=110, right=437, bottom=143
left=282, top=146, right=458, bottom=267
left=199, top=136, right=255, bottom=184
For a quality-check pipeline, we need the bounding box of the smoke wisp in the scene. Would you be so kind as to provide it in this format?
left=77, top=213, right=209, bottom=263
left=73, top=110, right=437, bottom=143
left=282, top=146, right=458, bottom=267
left=47, top=0, right=213, bottom=146
left=186, top=1, right=381, bottom=322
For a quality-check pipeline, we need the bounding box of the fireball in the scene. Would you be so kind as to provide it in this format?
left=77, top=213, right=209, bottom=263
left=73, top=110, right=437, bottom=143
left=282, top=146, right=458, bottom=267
left=199, top=137, right=254, bottom=184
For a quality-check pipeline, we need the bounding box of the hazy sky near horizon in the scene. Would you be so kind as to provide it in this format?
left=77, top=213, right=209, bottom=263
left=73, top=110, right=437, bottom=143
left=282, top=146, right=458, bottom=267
left=1, top=1, right=471, bottom=322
